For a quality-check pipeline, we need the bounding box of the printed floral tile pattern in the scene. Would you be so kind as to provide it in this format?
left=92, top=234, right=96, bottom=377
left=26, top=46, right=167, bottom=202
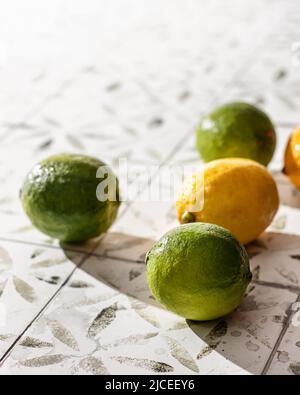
left=0, top=241, right=84, bottom=357
left=0, top=265, right=249, bottom=375
left=1, top=0, right=300, bottom=375
left=1, top=252, right=299, bottom=375
left=267, top=305, right=300, bottom=375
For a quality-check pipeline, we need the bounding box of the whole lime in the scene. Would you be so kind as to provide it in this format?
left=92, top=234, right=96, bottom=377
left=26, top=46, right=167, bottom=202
left=196, top=102, right=276, bottom=166
left=21, top=154, right=120, bottom=242
left=146, top=223, right=252, bottom=321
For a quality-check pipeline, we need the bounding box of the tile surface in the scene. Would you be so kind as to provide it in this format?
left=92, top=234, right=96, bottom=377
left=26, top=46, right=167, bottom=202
left=0, top=0, right=300, bottom=375
left=0, top=241, right=84, bottom=357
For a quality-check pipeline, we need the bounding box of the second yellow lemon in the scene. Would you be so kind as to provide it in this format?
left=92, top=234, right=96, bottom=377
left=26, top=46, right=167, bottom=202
left=176, top=158, right=279, bottom=245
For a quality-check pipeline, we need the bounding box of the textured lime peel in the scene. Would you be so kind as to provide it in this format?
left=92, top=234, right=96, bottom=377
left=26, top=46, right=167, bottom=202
left=21, top=154, right=120, bottom=242
left=146, top=223, right=252, bottom=322
left=196, top=102, right=276, bottom=166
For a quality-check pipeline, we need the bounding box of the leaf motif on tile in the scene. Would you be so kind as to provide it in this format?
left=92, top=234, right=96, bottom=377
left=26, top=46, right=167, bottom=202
left=68, top=280, right=93, bottom=289
left=146, top=148, right=162, bottom=161
left=178, top=91, right=191, bottom=101
left=124, top=127, right=137, bottom=136
left=0, top=197, right=13, bottom=205
left=79, top=357, right=109, bottom=375
left=43, top=117, right=61, bottom=127
left=0, top=246, right=13, bottom=270
left=277, top=351, right=289, bottom=363
left=88, top=303, right=118, bottom=338
left=148, top=118, right=164, bottom=128
left=20, top=354, right=67, bottom=368
left=20, top=337, right=53, bottom=349
left=169, top=321, right=188, bottom=330
left=49, top=320, right=80, bottom=351
left=274, top=69, right=287, bottom=81
left=74, top=293, right=117, bottom=308
left=163, top=336, right=199, bottom=373
left=12, top=225, right=34, bottom=234
left=135, top=308, right=160, bottom=328
left=31, top=249, right=45, bottom=259
left=197, top=320, right=228, bottom=360
left=31, top=258, right=67, bottom=269
left=0, top=334, right=13, bottom=342
left=290, top=255, right=300, bottom=261
left=111, top=357, right=174, bottom=373
left=106, top=333, right=158, bottom=348
left=35, top=275, right=61, bottom=285
left=106, top=81, right=121, bottom=91
left=275, top=268, right=299, bottom=285
left=239, top=295, right=276, bottom=312
left=289, top=362, right=300, bottom=375
left=66, top=134, right=85, bottom=150
left=13, top=276, right=37, bottom=303
left=271, top=214, right=287, bottom=230
left=276, top=93, right=297, bottom=110
left=129, top=269, right=143, bottom=281
left=38, top=139, right=53, bottom=151
left=0, top=280, right=7, bottom=298
left=197, top=344, right=218, bottom=359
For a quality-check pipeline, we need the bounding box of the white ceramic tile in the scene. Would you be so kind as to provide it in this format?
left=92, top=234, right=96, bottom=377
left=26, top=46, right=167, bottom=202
left=1, top=255, right=298, bottom=375
left=267, top=307, right=300, bottom=375
left=1, top=0, right=300, bottom=376
left=248, top=232, right=300, bottom=289
left=0, top=240, right=85, bottom=358
left=191, top=284, right=298, bottom=375
left=0, top=263, right=247, bottom=375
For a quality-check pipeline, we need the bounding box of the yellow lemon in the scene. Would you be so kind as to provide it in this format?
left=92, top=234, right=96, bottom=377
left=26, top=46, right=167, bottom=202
left=284, top=126, right=300, bottom=189
left=176, top=158, right=279, bottom=245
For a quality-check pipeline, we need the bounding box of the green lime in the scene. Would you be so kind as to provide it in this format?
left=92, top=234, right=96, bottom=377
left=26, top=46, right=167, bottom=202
left=146, top=223, right=252, bottom=321
left=196, top=102, right=276, bottom=166
left=21, top=154, right=120, bottom=243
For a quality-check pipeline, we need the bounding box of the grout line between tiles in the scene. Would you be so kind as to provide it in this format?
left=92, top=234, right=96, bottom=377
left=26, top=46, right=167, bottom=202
left=0, top=244, right=98, bottom=367
left=2, top=235, right=299, bottom=292
left=18, top=76, right=78, bottom=126
left=0, top=267, right=82, bottom=366
left=261, top=292, right=300, bottom=375
left=0, top=235, right=145, bottom=265
left=0, top=180, right=133, bottom=365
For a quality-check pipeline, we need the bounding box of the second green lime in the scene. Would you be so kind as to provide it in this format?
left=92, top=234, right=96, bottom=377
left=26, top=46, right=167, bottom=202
left=21, top=154, right=120, bottom=242
left=146, top=223, right=252, bottom=321
left=196, top=102, right=276, bottom=166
